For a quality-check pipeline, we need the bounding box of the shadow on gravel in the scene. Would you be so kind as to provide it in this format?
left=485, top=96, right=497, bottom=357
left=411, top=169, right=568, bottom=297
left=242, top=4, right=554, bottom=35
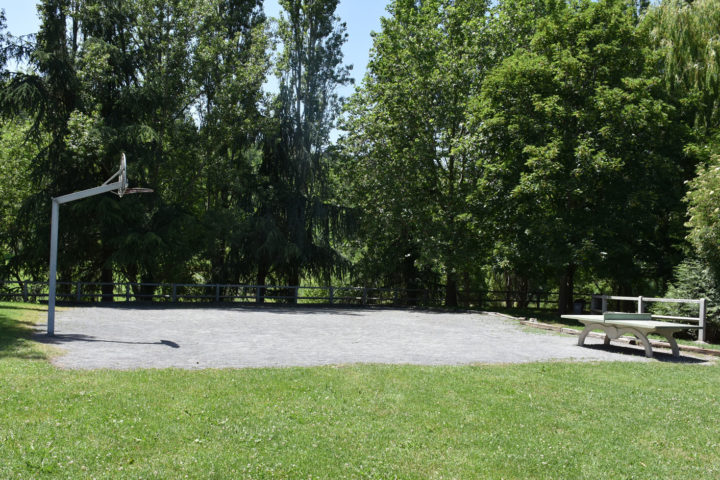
left=580, top=343, right=709, bottom=364
left=36, top=333, right=181, bottom=348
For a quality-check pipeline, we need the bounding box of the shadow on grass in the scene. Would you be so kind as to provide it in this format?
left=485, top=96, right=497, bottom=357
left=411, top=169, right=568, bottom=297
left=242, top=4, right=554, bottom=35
left=0, top=311, right=47, bottom=361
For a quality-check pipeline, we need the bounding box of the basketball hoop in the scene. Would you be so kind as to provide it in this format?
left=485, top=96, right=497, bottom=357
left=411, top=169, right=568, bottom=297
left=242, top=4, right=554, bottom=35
left=100, top=153, right=153, bottom=196
left=46, top=152, right=153, bottom=335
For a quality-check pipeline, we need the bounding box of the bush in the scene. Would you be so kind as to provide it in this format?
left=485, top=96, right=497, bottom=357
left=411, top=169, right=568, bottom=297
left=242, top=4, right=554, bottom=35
left=652, top=258, right=720, bottom=342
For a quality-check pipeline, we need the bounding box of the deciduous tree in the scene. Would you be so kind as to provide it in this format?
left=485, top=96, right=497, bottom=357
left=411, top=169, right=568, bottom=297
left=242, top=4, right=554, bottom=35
left=341, top=0, right=491, bottom=306
left=474, top=0, right=689, bottom=312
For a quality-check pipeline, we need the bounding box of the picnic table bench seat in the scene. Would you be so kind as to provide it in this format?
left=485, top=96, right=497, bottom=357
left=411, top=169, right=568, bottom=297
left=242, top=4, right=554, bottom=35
left=560, top=312, right=701, bottom=358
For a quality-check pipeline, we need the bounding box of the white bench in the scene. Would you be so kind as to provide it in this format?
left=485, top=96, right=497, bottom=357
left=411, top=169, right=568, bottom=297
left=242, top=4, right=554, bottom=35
left=560, top=312, right=701, bottom=358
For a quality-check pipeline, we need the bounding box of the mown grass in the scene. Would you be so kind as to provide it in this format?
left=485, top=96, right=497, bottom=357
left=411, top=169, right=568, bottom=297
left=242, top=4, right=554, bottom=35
left=1, top=301, right=719, bottom=479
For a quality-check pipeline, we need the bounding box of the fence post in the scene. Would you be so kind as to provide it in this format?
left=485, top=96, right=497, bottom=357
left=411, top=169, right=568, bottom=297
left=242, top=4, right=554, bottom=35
left=256, top=286, right=261, bottom=304
left=699, top=298, right=707, bottom=343
left=362, top=287, right=367, bottom=305
left=125, top=283, right=131, bottom=302
left=215, top=284, right=220, bottom=302
left=601, top=295, right=608, bottom=313
left=329, top=286, right=334, bottom=305
left=172, top=284, right=177, bottom=302
left=638, top=296, right=644, bottom=314
left=22, top=282, right=28, bottom=303
left=76, top=282, right=82, bottom=303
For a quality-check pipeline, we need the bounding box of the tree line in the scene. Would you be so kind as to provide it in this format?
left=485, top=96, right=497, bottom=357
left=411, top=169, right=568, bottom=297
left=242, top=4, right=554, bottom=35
left=1, top=0, right=719, bottom=319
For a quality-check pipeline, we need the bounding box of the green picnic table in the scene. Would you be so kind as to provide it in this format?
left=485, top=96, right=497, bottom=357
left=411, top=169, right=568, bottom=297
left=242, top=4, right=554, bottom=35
left=561, top=312, right=701, bottom=358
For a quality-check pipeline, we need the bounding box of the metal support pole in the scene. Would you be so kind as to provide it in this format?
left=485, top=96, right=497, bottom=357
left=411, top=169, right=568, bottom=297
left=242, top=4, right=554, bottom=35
left=47, top=200, right=59, bottom=336
left=45, top=169, right=134, bottom=335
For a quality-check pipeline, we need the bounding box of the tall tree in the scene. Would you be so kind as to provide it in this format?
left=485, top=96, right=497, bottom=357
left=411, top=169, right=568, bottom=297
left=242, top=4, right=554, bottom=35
left=192, top=0, right=269, bottom=286
left=341, top=0, right=492, bottom=306
left=257, top=0, right=351, bottom=292
left=0, top=0, right=269, bottom=297
left=473, top=0, right=690, bottom=312
left=0, top=0, right=83, bottom=288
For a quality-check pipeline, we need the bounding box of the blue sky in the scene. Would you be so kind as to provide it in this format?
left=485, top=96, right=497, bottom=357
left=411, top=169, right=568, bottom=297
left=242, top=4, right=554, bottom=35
left=1, top=0, right=390, bottom=96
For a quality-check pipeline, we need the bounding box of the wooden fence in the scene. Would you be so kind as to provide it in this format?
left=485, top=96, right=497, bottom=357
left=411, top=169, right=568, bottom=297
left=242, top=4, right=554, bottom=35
left=0, top=280, right=593, bottom=309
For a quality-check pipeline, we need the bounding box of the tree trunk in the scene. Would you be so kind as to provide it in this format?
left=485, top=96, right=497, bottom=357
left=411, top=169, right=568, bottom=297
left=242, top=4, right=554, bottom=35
left=517, top=276, right=529, bottom=308
left=256, top=264, right=268, bottom=304
left=505, top=272, right=512, bottom=308
left=462, top=271, right=471, bottom=308
left=445, top=270, right=458, bottom=308
left=288, top=269, right=300, bottom=305
left=101, top=266, right=114, bottom=303
left=558, top=264, right=576, bottom=314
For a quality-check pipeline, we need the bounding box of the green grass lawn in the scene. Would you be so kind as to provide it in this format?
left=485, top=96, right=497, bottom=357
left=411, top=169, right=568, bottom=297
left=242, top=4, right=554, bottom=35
left=1, top=302, right=719, bottom=479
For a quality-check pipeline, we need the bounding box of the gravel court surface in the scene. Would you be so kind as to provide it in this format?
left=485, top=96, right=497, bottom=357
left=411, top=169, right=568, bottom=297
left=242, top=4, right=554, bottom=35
left=33, top=305, right=693, bottom=370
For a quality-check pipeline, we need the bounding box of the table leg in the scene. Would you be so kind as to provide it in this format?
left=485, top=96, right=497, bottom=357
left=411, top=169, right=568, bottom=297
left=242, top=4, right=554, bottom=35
left=578, top=325, right=594, bottom=346
left=623, top=328, right=653, bottom=358
left=661, top=334, right=680, bottom=357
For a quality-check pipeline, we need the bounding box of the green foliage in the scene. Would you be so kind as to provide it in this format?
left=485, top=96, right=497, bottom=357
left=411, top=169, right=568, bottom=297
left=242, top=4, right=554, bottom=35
left=341, top=0, right=492, bottom=304
left=647, top=0, right=720, bottom=131
left=1, top=0, right=272, bottom=289
left=474, top=0, right=690, bottom=310
left=652, top=258, right=720, bottom=342
left=1, top=0, right=720, bottom=309
left=256, top=0, right=352, bottom=288
left=0, top=120, right=41, bottom=280
left=647, top=0, right=720, bottom=313
left=685, top=148, right=720, bottom=273
left=191, top=0, right=269, bottom=285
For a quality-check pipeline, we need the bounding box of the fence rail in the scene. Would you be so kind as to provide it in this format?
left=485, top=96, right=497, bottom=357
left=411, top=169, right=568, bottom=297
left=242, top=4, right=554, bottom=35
left=0, top=281, right=432, bottom=306
left=591, top=294, right=707, bottom=342
left=0, top=280, right=595, bottom=310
